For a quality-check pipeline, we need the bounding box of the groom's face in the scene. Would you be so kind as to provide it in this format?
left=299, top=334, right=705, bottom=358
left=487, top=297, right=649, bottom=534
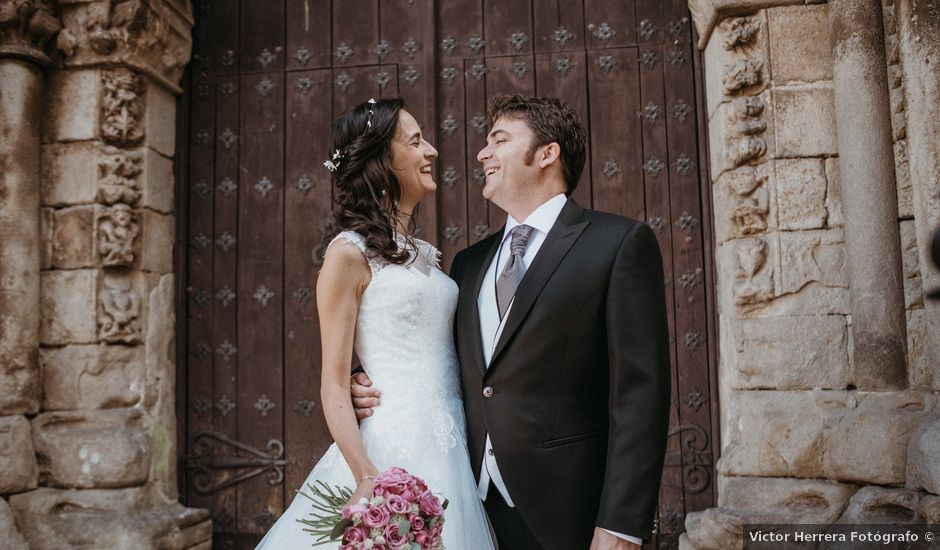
left=477, top=116, right=540, bottom=210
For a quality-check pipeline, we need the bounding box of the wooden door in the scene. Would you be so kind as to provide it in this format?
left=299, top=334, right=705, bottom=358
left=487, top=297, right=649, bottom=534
left=177, top=1, right=718, bottom=548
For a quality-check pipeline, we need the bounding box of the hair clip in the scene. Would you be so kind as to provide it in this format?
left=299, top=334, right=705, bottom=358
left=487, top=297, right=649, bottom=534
left=366, top=98, right=376, bottom=129
left=323, top=149, right=343, bottom=173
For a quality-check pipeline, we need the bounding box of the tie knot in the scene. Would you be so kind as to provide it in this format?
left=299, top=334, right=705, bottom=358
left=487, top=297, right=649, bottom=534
left=509, top=224, right=533, bottom=256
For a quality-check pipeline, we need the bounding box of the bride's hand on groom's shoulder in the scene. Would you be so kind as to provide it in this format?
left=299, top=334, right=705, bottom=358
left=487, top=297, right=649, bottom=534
left=350, top=372, right=380, bottom=420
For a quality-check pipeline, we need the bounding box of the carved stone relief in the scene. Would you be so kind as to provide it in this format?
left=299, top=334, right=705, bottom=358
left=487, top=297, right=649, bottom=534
left=97, top=275, right=141, bottom=343
left=96, top=147, right=143, bottom=205
left=721, top=17, right=759, bottom=50
left=722, top=59, right=763, bottom=94
left=101, top=68, right=145, bottom=147
left=56, top=0, right=192, bottom=89
left=726, top=167, right=769, bottom=236
left=725, top=96, right=768, bottom=168
left=0, top=0, right=63, bottom=63
left=96, top=204, right=140, bottom=267
left=732, top=237, right=773, bottom=307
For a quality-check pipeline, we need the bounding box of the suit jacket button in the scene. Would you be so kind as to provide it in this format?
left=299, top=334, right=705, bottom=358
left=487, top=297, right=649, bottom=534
left=483, top=386, right=494, bottom=398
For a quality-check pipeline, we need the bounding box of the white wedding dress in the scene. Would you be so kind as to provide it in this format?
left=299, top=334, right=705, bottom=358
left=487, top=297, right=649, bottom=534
left=257, top=231, right=496, bottom=550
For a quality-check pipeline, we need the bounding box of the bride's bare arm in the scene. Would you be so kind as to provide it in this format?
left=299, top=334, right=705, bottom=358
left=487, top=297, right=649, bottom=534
left=317, top=240, right=378, bottom=496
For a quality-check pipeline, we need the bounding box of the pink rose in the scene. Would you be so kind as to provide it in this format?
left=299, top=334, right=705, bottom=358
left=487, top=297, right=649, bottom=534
left=344, top=526, right=367, bottom=544
left=417, top=491, right=444, bottom=517
left=409, top=514, right=425, bottom=532
left=400, top=488, right=415, bottom=501
left=383, top=522, right=410, bottom=550
left=385, top=494, right=410, bottom=515
left=363, top=505, right=390, bottom=529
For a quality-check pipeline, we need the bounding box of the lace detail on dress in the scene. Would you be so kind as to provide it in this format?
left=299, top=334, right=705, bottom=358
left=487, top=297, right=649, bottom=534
left=328, top=230, right=386, bottom=275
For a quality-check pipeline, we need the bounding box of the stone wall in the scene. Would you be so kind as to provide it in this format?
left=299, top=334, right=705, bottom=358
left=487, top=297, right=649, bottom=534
left=682, top=1, right=940, bottom=548
left=0, top=1, right=210, bottom=548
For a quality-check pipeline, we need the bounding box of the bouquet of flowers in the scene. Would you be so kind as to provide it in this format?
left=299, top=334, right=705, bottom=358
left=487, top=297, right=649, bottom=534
left=299, top=467, right=447, bottom=549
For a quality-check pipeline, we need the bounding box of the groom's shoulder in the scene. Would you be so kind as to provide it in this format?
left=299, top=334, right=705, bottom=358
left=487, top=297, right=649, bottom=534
left=581, top=207, right=645, bottom=236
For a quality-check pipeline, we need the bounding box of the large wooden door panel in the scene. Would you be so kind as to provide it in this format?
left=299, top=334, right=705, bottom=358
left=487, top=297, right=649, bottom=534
left=179, top=2, right=717, bottom=548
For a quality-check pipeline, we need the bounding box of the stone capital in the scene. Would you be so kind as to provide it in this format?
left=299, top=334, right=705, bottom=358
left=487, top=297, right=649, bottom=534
left=0, top=1, right=63, bottom=65
left=56, top=0, right=193, bottom=94
left=688, top=0, right=802, bottom=49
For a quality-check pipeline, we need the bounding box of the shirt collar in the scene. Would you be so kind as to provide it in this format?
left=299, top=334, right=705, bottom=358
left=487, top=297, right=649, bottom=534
left=502, top=193, right=568, bottom=241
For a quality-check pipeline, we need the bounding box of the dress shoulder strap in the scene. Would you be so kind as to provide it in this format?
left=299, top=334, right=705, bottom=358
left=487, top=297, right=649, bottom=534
left=327, top=230, right=384, bottom=275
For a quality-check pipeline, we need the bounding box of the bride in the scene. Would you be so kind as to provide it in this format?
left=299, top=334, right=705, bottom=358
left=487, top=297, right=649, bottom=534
left=256, top=98, right=496, bottom=549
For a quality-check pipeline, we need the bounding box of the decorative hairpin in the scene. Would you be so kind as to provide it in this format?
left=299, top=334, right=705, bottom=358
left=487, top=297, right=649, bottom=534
left=323, top=149, right=343, bottom=173
left=366, top=98, right=376, bottom=128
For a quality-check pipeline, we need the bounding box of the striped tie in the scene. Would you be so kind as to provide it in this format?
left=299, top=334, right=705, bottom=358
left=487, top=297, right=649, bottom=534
left=496, top=224, right=534, bottom=319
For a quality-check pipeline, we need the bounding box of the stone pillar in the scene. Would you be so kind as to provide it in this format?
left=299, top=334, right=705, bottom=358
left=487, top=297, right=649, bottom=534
left=0, top=3, right=61, bottom=548
left=0, top=1, right=59, bottom=416
left=896, top=0, right=940, bottom=389
left=828, top=0, right=908, bottom=389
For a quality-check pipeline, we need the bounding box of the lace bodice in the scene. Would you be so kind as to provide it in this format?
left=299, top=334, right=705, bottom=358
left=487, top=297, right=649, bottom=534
left=328, top=231, right=465, bottom=457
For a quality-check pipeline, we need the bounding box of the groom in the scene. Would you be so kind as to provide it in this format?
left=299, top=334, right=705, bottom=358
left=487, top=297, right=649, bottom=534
left=355, top=95, right=670, bottom=549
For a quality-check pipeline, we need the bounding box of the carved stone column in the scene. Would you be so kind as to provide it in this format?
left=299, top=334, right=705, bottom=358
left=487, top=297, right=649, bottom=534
left=828, top=0, right=908, bottom=389
left=0, top=1, right=60, bottom=415
left=4, top=1, right=211, bottom=548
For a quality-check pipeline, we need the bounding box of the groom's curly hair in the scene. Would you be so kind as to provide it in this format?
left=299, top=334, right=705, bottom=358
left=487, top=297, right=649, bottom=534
left=486, top=95, right=587, bottom=195
left=322, top=97, right=416, bottom=266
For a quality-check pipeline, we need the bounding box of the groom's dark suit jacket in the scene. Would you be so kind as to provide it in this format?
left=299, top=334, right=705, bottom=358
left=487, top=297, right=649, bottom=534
left=450, top=199, right=670, bottom=549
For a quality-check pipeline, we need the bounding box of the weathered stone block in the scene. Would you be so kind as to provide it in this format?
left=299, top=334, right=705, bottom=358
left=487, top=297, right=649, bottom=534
left=44, top=69, right=99, bottom=142
left=835, top=486, right=924, bottom=523
left=0, top=498, right=28, bottom=550
left=907, top=309, right=938, bottom=389
left=767, top=5, right=832, bottom=84
left=901, top=220, right=923, bottom=309
left=778, top=229, right=848, bottom=296
left=140, top=210, right=174, bottom=273
left=775, top=159, right=828, bottom=230
left=40, top=142, right=100, bottom=206
left=825, top=157, right=844, bottom=228
left=145, top=274, right=177, bottom=498
left=40, top=345, right=144, bottom=410
left=0, top=344, right=40, bottom=415
left=32, top=409, right=151, bottom=489
left=719, top=390, right=850, bottom=477
left=96, top=203, right=141, bottom=268
left=708, top=91, right=775, bottom=180
left=9, top=487, right=211, bottom=550
left=146, top=84, right=176, bottom=157
left=824, top=392, right=936, bottom=485
left=921, top=495, right=940, bottom=524
left=895, top=139, right=913, bottom=219
left=772, top=86, right=838, bottom=157
left=40, top=269, right=98, bottom=345
left=0, top=415, right=39, bottom=493
left=906, top=413, right=940, bottom=495
left=718, top=476, right=856, bottom=523
left=142, top=147, right=174, bottom=214
left=52, top=205, right=96, bottom=268
left=40, top=207, right=54, bottom=269
left=730, top=316, right=848, bottom=390
left=683, top=508, right=744, bottom=550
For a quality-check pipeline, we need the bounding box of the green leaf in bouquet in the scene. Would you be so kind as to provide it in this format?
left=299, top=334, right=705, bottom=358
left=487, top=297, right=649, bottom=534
left=330, top=517, right=354, bottom=540
left=294, top=480, right=355, bottom=545
left=397, top=518, right=411, bottom=536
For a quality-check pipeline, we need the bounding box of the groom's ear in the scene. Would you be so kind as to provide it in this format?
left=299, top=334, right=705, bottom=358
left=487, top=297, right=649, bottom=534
left=537, top=142, right=561, bottom=169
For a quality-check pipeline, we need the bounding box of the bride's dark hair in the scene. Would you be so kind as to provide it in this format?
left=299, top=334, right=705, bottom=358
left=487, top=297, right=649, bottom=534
left=322, top=98, right=417, bottom=265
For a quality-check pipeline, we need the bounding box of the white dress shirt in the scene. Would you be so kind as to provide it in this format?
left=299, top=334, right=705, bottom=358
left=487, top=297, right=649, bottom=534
left=474, top=194, right=641, bottom=545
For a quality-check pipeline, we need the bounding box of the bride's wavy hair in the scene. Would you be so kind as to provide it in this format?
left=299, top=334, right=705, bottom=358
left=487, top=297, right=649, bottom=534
left=322, top=98, right=417, bottom=265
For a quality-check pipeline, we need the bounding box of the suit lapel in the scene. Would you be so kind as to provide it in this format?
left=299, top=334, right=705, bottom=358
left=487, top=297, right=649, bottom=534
left=489, top=200, right=589, bottom=367
left=461, top=231, right=502, bottom=376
